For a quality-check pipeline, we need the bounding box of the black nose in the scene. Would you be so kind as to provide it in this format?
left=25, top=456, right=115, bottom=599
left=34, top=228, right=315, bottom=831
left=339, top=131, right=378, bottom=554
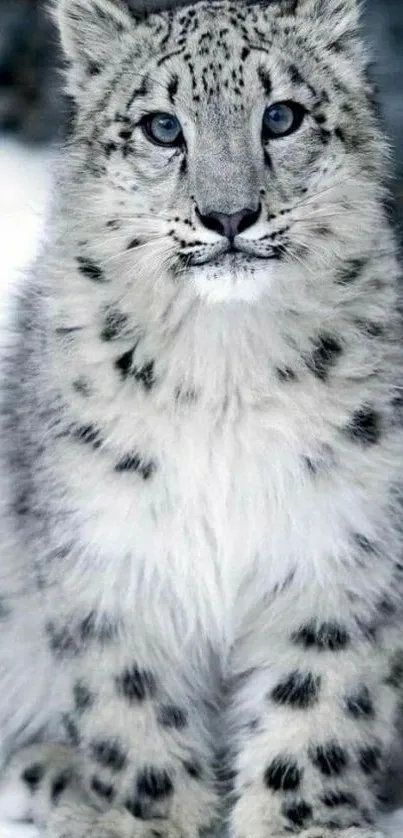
left=195, top=205, right=261, bottom=240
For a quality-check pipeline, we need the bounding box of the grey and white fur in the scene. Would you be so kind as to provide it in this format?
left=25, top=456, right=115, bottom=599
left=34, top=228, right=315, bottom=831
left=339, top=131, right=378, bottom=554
left=1, top=1, right=403, bottom=837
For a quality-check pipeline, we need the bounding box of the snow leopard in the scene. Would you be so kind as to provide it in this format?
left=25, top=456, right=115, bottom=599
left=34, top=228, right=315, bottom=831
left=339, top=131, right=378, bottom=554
left=0, top=0, right=403, bottom=837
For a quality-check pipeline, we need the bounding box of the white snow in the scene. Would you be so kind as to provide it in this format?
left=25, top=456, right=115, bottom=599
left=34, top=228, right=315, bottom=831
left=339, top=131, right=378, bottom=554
left=0, top=138, right=54, bottom=319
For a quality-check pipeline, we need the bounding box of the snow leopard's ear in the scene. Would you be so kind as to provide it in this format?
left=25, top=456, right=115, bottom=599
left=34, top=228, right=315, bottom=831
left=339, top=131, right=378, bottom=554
left=292, top=0, right=360, bottom=36
left=55, top=0, right=135, bottom=78
left=282, top=0, right=364, bottom=59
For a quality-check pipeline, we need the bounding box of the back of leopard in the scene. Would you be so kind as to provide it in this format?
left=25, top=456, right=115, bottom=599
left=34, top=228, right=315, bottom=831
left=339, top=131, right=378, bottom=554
left=0, top=1, right=403, bottom=838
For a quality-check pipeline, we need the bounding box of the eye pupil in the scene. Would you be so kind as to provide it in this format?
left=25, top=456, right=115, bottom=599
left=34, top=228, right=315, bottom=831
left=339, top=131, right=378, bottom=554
left=143, top=112, right=183, bottom=147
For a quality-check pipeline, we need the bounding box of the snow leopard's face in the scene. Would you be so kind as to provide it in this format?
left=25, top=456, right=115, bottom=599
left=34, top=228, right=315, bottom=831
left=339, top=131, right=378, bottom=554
left=58, top=0, right=385, bottom=303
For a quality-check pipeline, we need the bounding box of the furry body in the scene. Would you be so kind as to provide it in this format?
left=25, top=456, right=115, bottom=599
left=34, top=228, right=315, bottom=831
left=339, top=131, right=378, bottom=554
left=0, top=1, right=403, bottom=837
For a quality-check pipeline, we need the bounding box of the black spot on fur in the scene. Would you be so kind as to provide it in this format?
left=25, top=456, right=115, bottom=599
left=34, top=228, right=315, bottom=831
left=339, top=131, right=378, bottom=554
left=73, top=423, right=103, bottom=449
left=270, top=671, right=321, bottom=709
left=133, top=361, right=155, bottom=391
left=62, top=713, right=80, bottom=745
left=101, top=309, right=128, bottom=342
left=335, top=126, right=346, bottom=143
left=51, top=770, right=71, bottom=805
left=345, top=408, right=381, bottom=446
left=322, top=790, right=357, bottom=808
left=103, top=141, right=117, bottom=156
left=282, top=800, right=312, bottom=827
left=127, top=238, right=143, bottom=250
left=309, top=742, right=348, bottom=776
left=304, top=456, right=317, bottom=474
left=80, top=612, right=118, bottom=643
left=263, top=148, right=273, bottom=169
left=137, top=768, right=173, bottom=799
left=336, top=258, right=366, bottom=284
left=91, top=775, right=115, bottom=802
left=157, top=705, right=188, bottom=729
left=22, top=763, right=45, bottom=791
left=359, top=746, right=381, bottom=775
left=385, top=651, right=403, bottom=688
left=354, top=533, right=376, bottom=553
left=88, top=62, right=101, bottom=76
left=183, top=759, right=202, bottom=779
left=77, top=257, right=105, bottom=282
left=90, top=740, right=127, bottom=772
left=289, top=64, right=304, bottom=84
left=345, top=686, right=375, bottom=719
left=73, top=377, right=91, bottom=397
left=46, top=622, right=81, bottom=658
left=119, top=128, right=132, bottom=141
left=307, top=334, right=342, bottom=381
left=115, top=347, right=135, bottom=378
left=258, top=66, right=272, bottom=96
left=292, top=621, right=350, bottom=652
left=168, top=74, right=179, bottom=103
left=115, top=454, right=156, bottom=480
left=115, top=665, right=156, bottom=702
left=377, top=596, right=396, bottom=618
left=73, top=681, right=94, bottom=712
left=276, top=367, right=296, bottom=382
left=125, top=797, right=143, bottom=818
left=264, top=757, right=302, bottom=791
left=355, top=319, right=383, bottom=338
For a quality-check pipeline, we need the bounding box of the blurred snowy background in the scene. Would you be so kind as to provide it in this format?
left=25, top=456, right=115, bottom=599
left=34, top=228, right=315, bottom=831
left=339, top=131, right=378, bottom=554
left=0, top=138, right=53, bottom=322
left=0, top=0, right=401, bottom=836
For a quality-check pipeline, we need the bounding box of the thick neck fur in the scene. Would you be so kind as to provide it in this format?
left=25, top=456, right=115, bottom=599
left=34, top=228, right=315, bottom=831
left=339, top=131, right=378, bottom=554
left=44, top=165, right=400, bottom=423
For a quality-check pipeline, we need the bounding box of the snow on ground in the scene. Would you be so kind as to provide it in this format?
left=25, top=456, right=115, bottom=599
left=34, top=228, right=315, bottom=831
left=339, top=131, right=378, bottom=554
left=0, top=138, right=54, bottom=322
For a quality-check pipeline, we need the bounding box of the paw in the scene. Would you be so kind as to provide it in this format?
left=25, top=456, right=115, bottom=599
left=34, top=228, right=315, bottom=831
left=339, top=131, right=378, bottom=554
left=0, top=743, right=79, bottom=824
left=50, top=806, right=137, bottom=838
left=50, top=807, right=192, bottom=838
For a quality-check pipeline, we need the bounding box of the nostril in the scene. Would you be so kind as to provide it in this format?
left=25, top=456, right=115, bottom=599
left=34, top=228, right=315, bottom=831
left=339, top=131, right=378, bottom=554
left=236, top=204, right=261, bottom=235
left=195, top=207, right=226, bottom=236
left=195, top=204, right=261, bottom=240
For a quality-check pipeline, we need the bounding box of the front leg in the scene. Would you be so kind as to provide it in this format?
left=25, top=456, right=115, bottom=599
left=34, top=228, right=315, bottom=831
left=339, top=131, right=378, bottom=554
left=227, top=586, right=401, bottom=838
left=0, top=614, right=218, bottom=838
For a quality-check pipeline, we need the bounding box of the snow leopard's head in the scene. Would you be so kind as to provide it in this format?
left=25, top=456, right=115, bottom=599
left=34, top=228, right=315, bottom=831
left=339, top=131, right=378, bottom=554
left=56, top=0, right=388, bottom=304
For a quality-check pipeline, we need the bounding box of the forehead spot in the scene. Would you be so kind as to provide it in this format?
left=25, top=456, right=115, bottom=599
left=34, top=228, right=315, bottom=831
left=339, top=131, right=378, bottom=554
left=258, top=66, right=272, bottom=97
left=168, top=74, right=179, bottom=104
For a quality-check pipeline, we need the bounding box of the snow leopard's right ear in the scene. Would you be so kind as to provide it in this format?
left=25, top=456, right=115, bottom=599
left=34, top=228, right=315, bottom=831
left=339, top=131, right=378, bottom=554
left=55, top=0, right=135, bottom=82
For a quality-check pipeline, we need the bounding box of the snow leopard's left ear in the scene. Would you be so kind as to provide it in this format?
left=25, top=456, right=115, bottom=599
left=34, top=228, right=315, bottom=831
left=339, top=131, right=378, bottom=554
left=55, top=0, right=135, bottom=84
left=293, top=0, right=360, bottom=37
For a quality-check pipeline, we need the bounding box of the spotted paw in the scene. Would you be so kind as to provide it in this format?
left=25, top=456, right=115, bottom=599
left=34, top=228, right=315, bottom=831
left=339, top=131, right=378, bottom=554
left=0, top=743, right=80, bottom=824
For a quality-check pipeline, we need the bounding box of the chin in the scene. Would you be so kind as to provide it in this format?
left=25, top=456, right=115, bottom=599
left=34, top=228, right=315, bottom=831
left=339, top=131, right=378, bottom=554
left=187, top=256, right=276, bottom=305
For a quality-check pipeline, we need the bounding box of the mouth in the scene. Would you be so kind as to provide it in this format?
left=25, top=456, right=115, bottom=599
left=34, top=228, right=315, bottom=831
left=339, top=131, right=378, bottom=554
left=184, top=243, right=284, bottom=269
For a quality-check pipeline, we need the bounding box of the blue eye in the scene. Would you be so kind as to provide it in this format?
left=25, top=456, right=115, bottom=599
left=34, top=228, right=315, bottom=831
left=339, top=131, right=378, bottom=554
left=142, top=113, right=183, bottom=147
left=263, top=101, right=305, bottom=139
